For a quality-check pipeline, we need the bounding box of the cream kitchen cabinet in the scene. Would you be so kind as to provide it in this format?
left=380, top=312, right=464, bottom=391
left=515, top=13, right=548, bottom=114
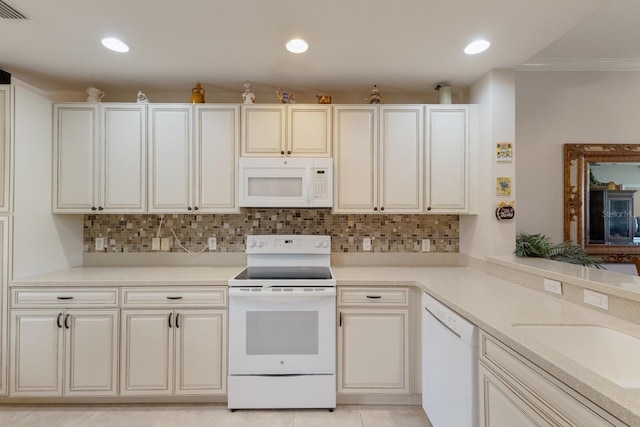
left=241, top=104, right=331, bottom=157
left=337, top=287, right=410, bottom=393
left=479, top=330, right=626, bottom=427
left=0, top=217, right=8, bottom=395
left=333, top=105, right=423, bottom=213
left=120, top=287, right=227, bottom=396
left=425, top=105, right=476, bottom=214
left=0, top=85, right=11, bottom=213
left=9, top=287, right=119, bottom=397
left=148, top=104, right=239, bottom=213
left=52, top=103, right=147, bottom=213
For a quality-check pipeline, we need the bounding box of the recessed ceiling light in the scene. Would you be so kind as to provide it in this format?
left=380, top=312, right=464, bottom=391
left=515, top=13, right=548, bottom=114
left=286, top=38, right=308, bottom=54
left=464, top=39, right=490, bottom=55
left=101, top=37, right=129, bottom=53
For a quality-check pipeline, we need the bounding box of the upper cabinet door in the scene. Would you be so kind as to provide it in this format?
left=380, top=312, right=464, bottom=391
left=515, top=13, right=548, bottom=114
left=52, top=104, right=99, bottom=212
left=425, top=105, right=472, bottom=213
left=287, top=105, right=331, bottom=157
left=0, top=86, right=10, bottom=213
left=379, top=106, right=423, bottom=213
left=148, top=105, right=192, bottom=213
left=193, top=105, right=239, bottom=213
left=100, top=104, right=147, bottom=213
left=333, top=106, right=378, bottom=213
left=241, top=105, right=286, bottom=156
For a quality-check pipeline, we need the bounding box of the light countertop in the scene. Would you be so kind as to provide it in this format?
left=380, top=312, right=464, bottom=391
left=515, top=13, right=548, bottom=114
left=10, top=263, right=640, bottom=424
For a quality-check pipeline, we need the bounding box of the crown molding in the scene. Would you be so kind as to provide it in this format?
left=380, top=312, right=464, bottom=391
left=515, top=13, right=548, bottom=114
left=518, top=58, right=640, bottom=72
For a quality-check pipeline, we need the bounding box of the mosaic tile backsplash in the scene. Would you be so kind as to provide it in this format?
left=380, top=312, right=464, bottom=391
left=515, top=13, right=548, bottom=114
left=84, top=209, right=459, bottom=253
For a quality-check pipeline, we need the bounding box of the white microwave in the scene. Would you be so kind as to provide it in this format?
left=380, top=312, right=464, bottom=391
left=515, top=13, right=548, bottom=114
left=238, top=157, right=333, bottom=208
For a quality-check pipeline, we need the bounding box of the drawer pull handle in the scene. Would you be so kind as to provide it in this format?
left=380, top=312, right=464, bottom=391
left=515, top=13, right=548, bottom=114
left=56, top=312, right=63, bottom=328
left=57, top=296, right=74, bottom=300
left=64, top=313, right=70, bottom=329
left=176, top=313, right=181, bottom=328
left=166, top=296, right=183, bottom=300
left=168, top=312, right=173, bottom=328
left=366, top=295, right=382, bottom=299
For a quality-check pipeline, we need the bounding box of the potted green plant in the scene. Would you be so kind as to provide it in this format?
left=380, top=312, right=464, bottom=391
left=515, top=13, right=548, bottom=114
left=514, top=232, right=604, bottom=269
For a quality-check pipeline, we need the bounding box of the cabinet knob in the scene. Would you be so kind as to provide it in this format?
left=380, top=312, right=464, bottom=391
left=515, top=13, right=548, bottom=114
left=98, top=206, right=104, bottom=211
left=287, top=150, right=292, bottom=155
left=91, top=207, right=97, bottom=211
left=194, top=206, right=199, bottom=211
left=281, top=150, right=285, bottom=155
left=187, top=207, right=192, bottom=211
left=427, top=206, right=432, bottom=211
left=380, top=207, right=385, bottom=211
left=373, top=207, right=378, bottom=211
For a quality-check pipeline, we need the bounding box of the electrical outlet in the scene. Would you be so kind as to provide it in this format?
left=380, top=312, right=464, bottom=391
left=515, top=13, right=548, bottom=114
left=421, top=239, right=431, bottom=252
left=160, top=237, right=171, bottom=251
left=363, top=237, right=372, bottom=251
left=151, top=237, right=160, bottom=251
left=94, top=237, right=104, bottom=251
left=543, top=278, right=562, bottom=295
left=584, top=289, right=608, bottom=310
left=208, top=237, right=217, bottom=251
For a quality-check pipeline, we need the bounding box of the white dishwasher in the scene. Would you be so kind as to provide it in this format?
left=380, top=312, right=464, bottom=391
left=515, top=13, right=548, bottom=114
left=422, top=291, right=479, bottom=427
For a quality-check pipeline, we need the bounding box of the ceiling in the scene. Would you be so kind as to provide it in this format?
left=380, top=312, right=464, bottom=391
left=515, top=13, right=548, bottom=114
left=0, top=0, right=632, bottom=96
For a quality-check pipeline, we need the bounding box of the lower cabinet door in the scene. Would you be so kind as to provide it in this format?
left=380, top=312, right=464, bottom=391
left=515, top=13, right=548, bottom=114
left=10, top=310, right=64, bottom=396
left=479, top=363, right=553, bottom=427
left=120, top=309, right=174, bottom=395
left=65, top=309, right=119, bottom=396
left=174, top=309, right=227, bottom=395
left=338, top=309, right=409, bottom=393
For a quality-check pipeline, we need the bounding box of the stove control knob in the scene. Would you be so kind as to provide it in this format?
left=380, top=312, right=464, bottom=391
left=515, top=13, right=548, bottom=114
left=314, top=241, right=321, bottom=248
left=256, top=240, right=264, bottom=248
left=248, top=240, right=257, bottom=248
left=321, top=240, right=330, bottom=248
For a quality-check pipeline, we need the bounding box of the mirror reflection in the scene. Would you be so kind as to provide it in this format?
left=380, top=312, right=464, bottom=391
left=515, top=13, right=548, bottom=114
left=587, top=163, right=640, bottom=245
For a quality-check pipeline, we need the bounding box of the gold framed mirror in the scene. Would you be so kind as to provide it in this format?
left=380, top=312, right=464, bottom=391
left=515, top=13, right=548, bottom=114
left=564, top=143, right=640, bottom=262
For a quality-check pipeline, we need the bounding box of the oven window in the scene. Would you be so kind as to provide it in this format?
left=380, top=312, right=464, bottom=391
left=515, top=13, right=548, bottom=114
left=246, top=311, right=318, bottom=355
left=248, top=177, right=303, bottom=198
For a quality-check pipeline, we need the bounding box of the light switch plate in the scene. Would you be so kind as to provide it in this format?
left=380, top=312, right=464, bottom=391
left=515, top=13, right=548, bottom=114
left=363, top=237, right=372, bottom=251
left=160, top=238, right=171, bottom=251
left=151, top=237, right=160, bottom=251
left=94, top=237, right=104, bottom=251
left=584, top=289, right=608, bottom=310
left=543, top=278, right=562, bottom=295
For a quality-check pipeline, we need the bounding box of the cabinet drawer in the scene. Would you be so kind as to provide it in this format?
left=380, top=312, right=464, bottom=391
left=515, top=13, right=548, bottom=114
left=338, top=287, right=409, bottom=307
left=121, top=286, right=227, bottom=307
left=11, top=287, right=118, bottom=308
left=480, top=331, right=623, bottom=426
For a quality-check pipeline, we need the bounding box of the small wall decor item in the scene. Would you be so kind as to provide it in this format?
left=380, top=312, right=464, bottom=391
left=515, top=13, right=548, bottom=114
left=495, top=201, right=515, bottom=221
left=190, top=83, right=205, bottom=103
left=434, top=84, right=452, bottom=104
left=316, top=93, right=331, bottom=104
left=86, top=87, right=105, bottom=102
left=276, top=88, right=295, bottom=103
left=136, top=90, right=149, bottom=104
left=496, top=177, right=511, bottom=196
left=366, top=85, right=383, bottom=104
left=496, top=142, right=513, bottom=162
left=242, top=82, right=256, bottom=104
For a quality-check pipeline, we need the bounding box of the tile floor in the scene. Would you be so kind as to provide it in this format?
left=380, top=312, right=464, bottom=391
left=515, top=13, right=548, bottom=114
left=0, top=404, right=433, bottom=427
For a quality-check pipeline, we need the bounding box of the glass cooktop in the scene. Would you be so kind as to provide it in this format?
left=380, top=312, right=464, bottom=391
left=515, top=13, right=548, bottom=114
left=233, top=266, right=333, bottom=280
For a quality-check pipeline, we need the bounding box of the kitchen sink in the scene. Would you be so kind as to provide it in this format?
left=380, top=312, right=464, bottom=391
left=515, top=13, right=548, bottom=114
left=512, top=324, right=640, bottom=391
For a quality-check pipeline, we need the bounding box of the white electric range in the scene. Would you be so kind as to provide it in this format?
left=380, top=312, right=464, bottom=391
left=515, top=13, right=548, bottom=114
left=227, top=235, right=336, bottom=410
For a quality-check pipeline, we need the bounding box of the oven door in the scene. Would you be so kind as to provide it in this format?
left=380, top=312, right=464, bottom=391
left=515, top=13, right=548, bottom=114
left=228, top=286, right=336, bottom=375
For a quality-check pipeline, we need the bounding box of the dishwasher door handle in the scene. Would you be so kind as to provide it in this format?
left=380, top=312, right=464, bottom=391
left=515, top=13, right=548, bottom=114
left=424, top=306, right=461, bottom=339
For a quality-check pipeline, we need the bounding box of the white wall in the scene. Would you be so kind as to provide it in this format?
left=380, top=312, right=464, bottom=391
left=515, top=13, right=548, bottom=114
left=460, top=69, right=517, bottom=260
left=12, top=83, right=83, bottom=279
left=515, top=71, right=640, bottom=243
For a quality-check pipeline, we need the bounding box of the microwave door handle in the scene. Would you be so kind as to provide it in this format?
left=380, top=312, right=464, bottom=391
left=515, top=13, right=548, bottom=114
left=307, top=167, right=313, bottom=204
